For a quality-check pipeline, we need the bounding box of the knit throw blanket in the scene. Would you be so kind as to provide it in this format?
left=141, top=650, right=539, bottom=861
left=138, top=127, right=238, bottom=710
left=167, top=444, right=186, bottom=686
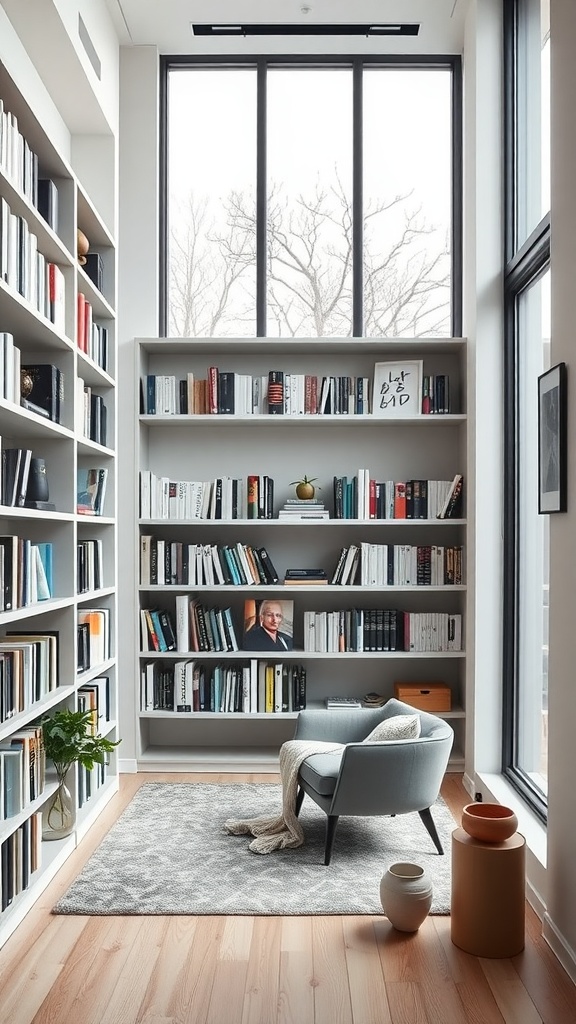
left=224, top=739, right=344, bottom=854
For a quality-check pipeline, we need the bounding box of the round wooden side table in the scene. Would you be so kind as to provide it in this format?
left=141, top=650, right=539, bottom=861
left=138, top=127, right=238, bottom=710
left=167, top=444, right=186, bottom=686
left=451, top=826, right=526, bottom=957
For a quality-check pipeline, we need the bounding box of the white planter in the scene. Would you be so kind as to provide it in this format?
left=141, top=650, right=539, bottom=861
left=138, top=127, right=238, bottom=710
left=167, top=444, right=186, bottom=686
left=379, top=861, right=433, bottom=932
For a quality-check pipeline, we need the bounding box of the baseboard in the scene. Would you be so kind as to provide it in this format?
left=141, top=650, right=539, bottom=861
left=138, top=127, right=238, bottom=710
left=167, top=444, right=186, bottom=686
left=542, top=913, right=576, bottom=985
left=119, top=758, right=138, bottom=773
left=526, top=877, right=546, bottom=922
left=462, top=772, right=475, bottom=798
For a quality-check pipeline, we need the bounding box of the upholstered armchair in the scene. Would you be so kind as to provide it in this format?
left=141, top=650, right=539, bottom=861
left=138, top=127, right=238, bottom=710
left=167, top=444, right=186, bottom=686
left=293, top=697, right=454, bottom=865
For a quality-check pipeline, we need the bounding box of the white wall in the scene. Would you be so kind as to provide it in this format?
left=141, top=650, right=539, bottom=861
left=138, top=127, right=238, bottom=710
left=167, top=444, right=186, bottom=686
left=542, top=0, right=576, bottom=977
left=117, top=45, right=160, bottom=770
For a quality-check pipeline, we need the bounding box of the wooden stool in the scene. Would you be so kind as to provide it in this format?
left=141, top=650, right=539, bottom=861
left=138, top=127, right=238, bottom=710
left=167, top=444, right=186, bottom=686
left=451, top=827, right=526, bottom=957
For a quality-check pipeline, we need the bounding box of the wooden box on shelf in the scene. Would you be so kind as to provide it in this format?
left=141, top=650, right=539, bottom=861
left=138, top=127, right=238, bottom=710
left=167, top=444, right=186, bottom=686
left=393, top=682, right=452, bottom=712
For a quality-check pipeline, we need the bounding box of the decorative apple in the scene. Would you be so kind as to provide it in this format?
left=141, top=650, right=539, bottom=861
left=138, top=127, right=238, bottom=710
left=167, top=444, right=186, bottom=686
left=290, top=475, right=320, bottom=500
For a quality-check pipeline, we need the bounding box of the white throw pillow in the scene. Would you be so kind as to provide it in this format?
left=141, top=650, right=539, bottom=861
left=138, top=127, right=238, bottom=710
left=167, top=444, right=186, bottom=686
left=363, top=714, right=421, bottom=742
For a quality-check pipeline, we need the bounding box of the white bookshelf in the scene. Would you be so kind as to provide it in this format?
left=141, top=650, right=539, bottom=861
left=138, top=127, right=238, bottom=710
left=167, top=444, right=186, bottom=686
left=135, top=336, right=468, bottom=773
left=0, top=55, right=118, bottom=948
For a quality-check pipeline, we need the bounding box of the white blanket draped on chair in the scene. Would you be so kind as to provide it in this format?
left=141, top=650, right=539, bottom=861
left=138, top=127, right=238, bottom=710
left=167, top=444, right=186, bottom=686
left=224, top=739, right=344, bottom=853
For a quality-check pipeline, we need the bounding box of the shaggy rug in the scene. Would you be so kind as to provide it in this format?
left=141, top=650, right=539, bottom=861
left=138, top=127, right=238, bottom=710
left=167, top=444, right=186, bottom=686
left=53, top=783, right=455, bottom=916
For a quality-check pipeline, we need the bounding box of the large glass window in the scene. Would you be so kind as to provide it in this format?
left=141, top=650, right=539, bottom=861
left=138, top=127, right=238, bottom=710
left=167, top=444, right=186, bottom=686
left=503, top=0, right=551, bottom=820
left=161, top=58, right=461, bottom=338
left=516, top=268, right=550, bottom=796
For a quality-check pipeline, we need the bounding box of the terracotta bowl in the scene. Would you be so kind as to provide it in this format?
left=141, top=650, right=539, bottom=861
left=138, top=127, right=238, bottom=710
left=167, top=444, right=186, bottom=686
left=461, top=802, right=518, bottom=843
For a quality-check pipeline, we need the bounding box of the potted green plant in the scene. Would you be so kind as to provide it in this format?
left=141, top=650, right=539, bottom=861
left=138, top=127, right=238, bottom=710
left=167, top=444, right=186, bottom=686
left=41, top=707, right=120, bottom=840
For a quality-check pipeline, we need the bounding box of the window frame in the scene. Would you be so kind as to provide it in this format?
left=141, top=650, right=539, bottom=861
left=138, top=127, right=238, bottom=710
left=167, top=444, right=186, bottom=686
left=159, top=54, right=463, bottom=339
left=502, top=0, right=550, bottom=823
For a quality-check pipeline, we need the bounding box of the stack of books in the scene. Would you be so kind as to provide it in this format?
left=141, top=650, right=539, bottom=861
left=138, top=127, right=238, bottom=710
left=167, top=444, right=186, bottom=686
left=278, top=499, right=329, bottom=521
left=284, top=568, right=328, bottom=586
left=325, top=696, right=362, bottom=709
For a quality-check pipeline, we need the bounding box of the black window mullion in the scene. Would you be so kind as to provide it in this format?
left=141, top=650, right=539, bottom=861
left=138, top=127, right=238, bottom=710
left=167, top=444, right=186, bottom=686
left=256, top=60, right=267, bottom=336
left=451, top=57, right=463, bottom=338
left=352, top=60, right=363, bottom=337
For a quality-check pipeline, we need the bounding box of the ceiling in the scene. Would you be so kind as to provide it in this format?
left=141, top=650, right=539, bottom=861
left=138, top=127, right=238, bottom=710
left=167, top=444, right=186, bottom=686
left=104, top=0, right=469, bottom=55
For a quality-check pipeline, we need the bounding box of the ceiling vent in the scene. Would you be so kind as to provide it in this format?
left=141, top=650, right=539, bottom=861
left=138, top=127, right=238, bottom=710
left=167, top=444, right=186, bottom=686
left=191, top=23, right=420, bottom=38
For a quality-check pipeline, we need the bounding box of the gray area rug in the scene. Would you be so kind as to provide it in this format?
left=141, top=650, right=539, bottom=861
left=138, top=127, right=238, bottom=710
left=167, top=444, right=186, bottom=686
left=54, top=783, right=455, bottom=916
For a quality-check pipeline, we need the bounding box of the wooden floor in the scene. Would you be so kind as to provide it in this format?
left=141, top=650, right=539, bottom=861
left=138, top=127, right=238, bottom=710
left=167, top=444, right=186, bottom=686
left=0, top=773, right=575, bottom=1024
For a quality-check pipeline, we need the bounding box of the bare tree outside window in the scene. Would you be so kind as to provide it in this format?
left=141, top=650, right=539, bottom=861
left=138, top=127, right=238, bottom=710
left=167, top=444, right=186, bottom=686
left=166, top=64, right=453, bottom=338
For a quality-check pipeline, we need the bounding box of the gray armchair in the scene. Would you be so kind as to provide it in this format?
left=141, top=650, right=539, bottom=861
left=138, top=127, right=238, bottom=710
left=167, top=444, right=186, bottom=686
left=293, top=697, right=454, bottom=864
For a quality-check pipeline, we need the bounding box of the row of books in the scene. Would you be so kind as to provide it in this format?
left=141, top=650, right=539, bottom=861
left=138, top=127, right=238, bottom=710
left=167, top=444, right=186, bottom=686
left=303, top=609, right=463, bottom=653
left=0, top=812, right=42, bottom=913
left=0, top=98, right=40, bottom=210
left=77, top=381, right=108, bottom=447
left=78, top=759, right=107, bottom=810
left=0, top=537, right=53, bottom=611
left=0, top=632, right=59, bottom=724
left=140, top=659, right=307, bottom=714
left=142, top=599, right=240, bottom=655
left=0, top=196, right=65, bottom=331
left=77, top=676, right=110, bottom=808
left=77, top=608, right=110, bottom=671
left=78, top=677, right=111, bottom=729
left=139, top=471, right=275, bottom=522
left=0, top=723, right=45, bottom=819
left=333, top=473, right=464, bottom=520
left=77, top=539, right=104, bottom=594
left=140, top=537, right=279, bottom=588
left=0, top=334, right=22, bottom=406
left=142, top=370, right=375, bottom=417
left=333, top=543, right=465, bottom=587
left=77, top=467, right=108, bottom=517
left=142, top=370, right=455, bottom=417
left=77, top=293, right=109, bottom=372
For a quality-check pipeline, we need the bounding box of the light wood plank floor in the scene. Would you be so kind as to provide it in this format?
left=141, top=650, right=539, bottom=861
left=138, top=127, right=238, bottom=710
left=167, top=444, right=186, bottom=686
left=0, top=773, right=575, bottom=1024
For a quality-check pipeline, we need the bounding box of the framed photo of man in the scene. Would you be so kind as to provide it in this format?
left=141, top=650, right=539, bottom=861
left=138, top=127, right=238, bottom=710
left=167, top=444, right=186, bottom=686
left=242, top=598, right=294, bottom=651
left=538, top=361, right=567, bottom=513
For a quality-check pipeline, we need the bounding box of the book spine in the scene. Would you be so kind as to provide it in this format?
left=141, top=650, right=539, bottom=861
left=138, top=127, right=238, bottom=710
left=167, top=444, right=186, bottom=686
left=267, top=370, right=284, bottom=415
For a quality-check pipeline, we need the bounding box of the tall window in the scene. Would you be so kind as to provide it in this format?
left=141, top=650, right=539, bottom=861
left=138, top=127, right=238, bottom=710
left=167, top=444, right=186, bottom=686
left=161, top=58, right=461, bottom=338
left=503, top=0, right=550, bottom=819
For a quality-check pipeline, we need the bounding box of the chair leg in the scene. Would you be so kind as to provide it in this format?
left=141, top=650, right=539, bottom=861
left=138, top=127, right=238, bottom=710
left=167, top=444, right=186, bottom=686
left=324, top=815, right=339, bottom=865
left=295, top=786, right=305, bottom=817
left=419, top=807, right=444, bottom=855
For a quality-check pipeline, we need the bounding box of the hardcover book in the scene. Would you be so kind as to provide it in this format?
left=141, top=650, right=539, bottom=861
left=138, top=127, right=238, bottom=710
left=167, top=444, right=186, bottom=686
left=267, top=371, right=284, bottom=415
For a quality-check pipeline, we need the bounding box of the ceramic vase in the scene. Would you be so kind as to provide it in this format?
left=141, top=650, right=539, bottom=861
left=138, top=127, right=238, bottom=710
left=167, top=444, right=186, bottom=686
left=461, top=803, right=518, bottom=843
left=42, top=779, right=75, bottom=841
left=380, top=861, right=433, bottom=932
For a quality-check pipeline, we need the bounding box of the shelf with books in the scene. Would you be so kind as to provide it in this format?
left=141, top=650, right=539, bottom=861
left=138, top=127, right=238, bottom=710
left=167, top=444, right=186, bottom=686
left=139, top=413, right=467, bottom=427
left=0, top=47, right=118, bottom=948
left=135, top=336, right=469, bottom=774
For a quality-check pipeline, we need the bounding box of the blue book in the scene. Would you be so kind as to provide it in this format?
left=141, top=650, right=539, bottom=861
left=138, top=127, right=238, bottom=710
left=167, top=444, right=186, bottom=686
left=36, top=542, right=53, bottom=597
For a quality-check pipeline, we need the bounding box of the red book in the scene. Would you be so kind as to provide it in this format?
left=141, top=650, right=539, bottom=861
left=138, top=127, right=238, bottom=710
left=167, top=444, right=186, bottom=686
left=247, top=475, right=259, bottom=519
left=48, top=263, right=65, bottom=333
left=393, top=482, right=407, bottom=519
left=369, top=478, right=377, bottom=519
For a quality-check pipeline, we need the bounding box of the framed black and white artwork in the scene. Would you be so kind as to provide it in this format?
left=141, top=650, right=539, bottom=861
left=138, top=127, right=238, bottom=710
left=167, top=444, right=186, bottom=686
left=538, top=361, right=567, bottom=513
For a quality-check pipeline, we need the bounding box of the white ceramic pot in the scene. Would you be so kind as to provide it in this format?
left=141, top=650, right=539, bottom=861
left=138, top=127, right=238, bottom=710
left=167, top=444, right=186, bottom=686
left=380, top=862, right=433, bottom=932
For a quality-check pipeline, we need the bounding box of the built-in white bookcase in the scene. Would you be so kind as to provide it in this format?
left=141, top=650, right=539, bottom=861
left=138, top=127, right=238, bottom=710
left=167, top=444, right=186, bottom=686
left=0, top=57, right=118, bottom=949
left=135, top=337, right=468, bottom=774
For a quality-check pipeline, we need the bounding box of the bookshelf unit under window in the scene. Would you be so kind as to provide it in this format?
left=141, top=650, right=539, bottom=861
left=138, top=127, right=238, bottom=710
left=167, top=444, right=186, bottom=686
left=0, top=57, right=118, bottom=948
left=135, top=337, right=469, bottom=774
